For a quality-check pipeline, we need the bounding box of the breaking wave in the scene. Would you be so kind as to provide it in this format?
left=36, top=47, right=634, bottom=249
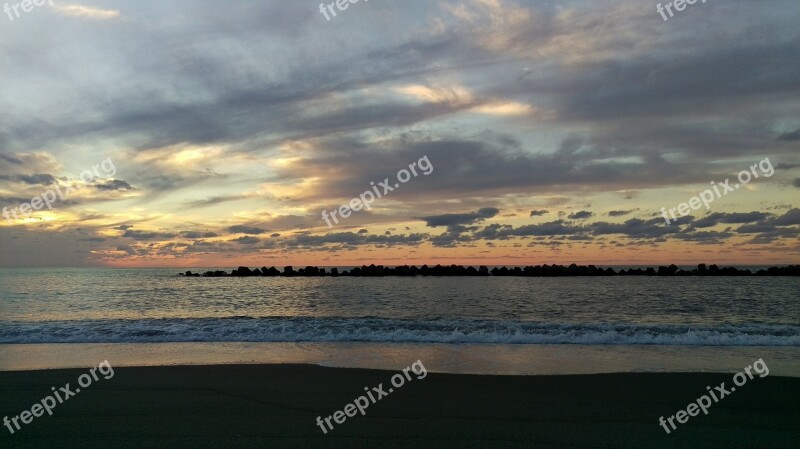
left=1, top=317, right=799, bottom=346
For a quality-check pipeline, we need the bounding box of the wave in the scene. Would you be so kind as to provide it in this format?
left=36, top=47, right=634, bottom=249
left=1, top=317, right=799, bottom=345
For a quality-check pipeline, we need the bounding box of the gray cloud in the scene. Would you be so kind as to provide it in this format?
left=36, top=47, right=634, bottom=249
left=232, top=236, right=260, bottom=245
left=0, top=174, right=57, bottom=185
left=778, top=128, right=800, bottom=141
left=420, top=207, right=500, bottom=227
left=774, top=208, right=800, bottom=226
left=121, top=230, right=177, bottom=240
left=179, top=231, right=219, bottom=239
left=94, top=179, right=134, bottom=191
left=608, top=210, right=636, bottom=217
left=227, top=225, right=269, bottom=235
left=691, top=212, right=772, bottom=229
left=282, top=232, right=428, bottom=250
left=568, top=211, right=593, bottom=220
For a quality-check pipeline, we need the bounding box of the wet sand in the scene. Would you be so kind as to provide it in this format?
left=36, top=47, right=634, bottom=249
left=1, top=364, right=798, bottom=448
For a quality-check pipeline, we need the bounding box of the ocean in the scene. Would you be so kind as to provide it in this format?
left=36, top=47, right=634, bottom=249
left=1, top=268, right=799, bottom=375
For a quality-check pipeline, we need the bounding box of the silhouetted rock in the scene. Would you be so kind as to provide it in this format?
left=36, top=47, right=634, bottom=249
left=261, top=266, right=280, bottom=276
left=232, top=266, right=256, bottom=277
left=182, top=263, right=800, bottom=278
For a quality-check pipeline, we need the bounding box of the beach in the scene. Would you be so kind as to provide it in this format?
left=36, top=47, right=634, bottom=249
left=1, top=364, right=799, bottom=449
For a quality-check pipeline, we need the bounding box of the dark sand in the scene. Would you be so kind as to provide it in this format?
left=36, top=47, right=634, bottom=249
left=1, top=365, right=798, bottom=448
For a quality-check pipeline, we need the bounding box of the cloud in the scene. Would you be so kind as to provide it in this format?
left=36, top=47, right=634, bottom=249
left=0, top=196, right=32, bottom=205
left=179, top=231, right=219, bottom=239
left=568, top=210, right=593, bottom=220
left=691, top=212, right=772, bottom=229
left=420, top=207, right=500, bottom=227
left=94, top=179, right=134, bottom=191
left=227, top=225, right=268, bottom=235
left=121, top=230, right=176, bottom=240
left=278, top=134, right=723, bottom=207
left=476, top=220, right=584, bottom=239
left=470, top=101, right=536, bottom=116
left=393, top=84, right=474, bottom=105
left=183, top=194, right=252, bottom=209
left=53, top=4, right=121, bottom=19
left=529, top=210, right=549, bottom=217
left=232, top=236, right=260, bottom=245
left=0, top=174, right=57, bottom=185
left=0, top=154, right=22, bottom=165
left=281, top=232, right=428, bottom=249
left=608, top=209, right=636, bottom=217
left=774, top=208, right=800, bottom=226
left=777, top=128, right=800, bottom=141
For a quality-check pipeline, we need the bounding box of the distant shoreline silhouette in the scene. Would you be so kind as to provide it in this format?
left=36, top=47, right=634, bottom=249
left=181, top=264, right=800, bottom=277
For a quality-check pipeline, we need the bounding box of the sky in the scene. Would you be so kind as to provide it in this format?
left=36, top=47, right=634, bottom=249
left=0, top=0, right=798, bottom=268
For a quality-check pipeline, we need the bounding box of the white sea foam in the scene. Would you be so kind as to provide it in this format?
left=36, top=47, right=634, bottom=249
left=1, top=318, right=799, bottom=346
